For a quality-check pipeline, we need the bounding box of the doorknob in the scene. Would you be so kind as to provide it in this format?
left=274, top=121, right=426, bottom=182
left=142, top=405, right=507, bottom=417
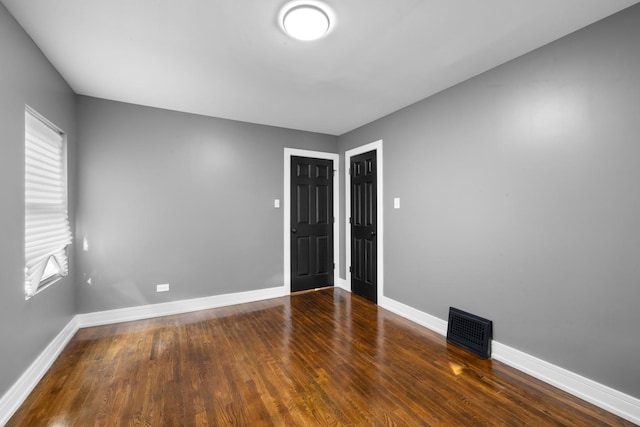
left=292, top=228, right=297, bottom=233
left=371, top=231, right=376, bottom=237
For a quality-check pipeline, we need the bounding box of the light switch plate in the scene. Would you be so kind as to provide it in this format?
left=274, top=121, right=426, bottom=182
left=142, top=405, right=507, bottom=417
left=274, top=199, right=280, bottom=208
left=394, top=198, right=401, bottom=209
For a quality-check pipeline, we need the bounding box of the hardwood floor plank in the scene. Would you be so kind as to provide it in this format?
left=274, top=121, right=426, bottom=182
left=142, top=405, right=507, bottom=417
left=7, top=288, right=635, bottom=426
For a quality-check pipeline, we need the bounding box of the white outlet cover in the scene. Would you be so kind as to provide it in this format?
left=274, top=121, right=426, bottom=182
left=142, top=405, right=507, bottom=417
left=394, top=197, right=401, bottom=209
left=156, top=283, right=170, bottom=292
left=274, top=199, right=280, bottom=208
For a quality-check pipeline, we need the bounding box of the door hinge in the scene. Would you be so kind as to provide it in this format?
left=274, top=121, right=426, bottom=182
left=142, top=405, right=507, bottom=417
left=349, top=266, right=352, bottom=273
left=333, top=263, right=335, bottom=270
left=348, top=167, right=351, bottom=176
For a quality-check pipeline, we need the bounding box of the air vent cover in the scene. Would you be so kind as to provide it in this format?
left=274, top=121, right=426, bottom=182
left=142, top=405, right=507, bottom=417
left=447, top=307, right=492, bottom=358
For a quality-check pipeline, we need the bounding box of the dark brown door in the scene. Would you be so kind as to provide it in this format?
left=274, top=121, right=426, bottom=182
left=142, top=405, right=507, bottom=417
left=351, top=150, right=377, bottom=303
left=291, top=156, right=334, bottom=292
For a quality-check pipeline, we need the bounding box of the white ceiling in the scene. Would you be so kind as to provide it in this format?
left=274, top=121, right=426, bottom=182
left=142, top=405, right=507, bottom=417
left=3, top=0, right=639, bottom=135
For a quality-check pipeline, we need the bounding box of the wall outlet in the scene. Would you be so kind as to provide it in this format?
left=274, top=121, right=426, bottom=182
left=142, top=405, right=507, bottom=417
left=156, top=283, right=170, bottom=292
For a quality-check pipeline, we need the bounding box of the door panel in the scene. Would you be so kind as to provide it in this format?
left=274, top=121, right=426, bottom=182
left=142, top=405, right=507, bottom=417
left=351, top=150, right=377, bottom=303
left=297, top=237, right=310, bottom=276
left=291, top=156, right=334, bottom=292
left=316, top=236, right=329, bottom=274
left=296, top=184, right=310, bottom=224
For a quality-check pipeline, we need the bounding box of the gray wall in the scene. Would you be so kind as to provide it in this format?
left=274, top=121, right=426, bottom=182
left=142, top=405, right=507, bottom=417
left=75, top=96, right=337, bottom=313
left=339, top=4, right=640, bottom=398
left=0, top=2, right=77, bottom=398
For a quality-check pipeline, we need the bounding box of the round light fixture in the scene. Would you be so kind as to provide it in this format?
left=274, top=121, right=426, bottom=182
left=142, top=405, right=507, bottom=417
left=282, top=3, right=330, bottom=41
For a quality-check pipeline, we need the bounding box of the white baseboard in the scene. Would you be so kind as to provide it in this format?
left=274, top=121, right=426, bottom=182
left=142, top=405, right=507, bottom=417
left=492, top=342, right=640, bottom=425
left=335, top=278, right=350, bottom=292
left=0, top=316, right=80, bottom=426
left=77, top=286, right=285, bottom=328
left=379, top=295, right=448, bottom=336
left=380, top=295, right=640, bottom=425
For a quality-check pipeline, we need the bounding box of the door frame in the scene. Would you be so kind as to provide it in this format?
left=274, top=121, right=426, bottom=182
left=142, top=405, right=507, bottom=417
left=284, top=148, right=340, bottom=295
left=345, top=140, right=383, bottom=303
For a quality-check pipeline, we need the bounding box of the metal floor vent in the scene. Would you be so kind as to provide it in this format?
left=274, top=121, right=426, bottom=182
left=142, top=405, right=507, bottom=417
left=446, top=307, right=492, bottom=359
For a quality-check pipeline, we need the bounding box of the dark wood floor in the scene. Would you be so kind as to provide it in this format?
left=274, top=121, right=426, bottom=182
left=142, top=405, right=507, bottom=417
left=8, top=288, right=633, bottom=426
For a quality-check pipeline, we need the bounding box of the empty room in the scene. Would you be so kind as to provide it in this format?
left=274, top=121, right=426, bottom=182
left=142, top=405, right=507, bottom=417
left=1, top=0, right=639, bottom=425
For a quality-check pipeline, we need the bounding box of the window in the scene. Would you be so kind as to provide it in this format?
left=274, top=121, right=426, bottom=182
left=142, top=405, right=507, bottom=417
left=24, top=108, right=72, bottom=299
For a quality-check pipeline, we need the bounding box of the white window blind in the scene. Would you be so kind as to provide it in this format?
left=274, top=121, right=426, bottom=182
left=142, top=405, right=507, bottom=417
left=25, top=109, right=72, bottom=298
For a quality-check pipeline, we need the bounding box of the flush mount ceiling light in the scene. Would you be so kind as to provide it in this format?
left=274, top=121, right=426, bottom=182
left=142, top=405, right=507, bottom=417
left=281, top=2, right=332, bottom=41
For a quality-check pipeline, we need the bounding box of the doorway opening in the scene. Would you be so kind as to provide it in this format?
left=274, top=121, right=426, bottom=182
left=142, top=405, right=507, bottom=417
left=284, top=149, right=340, bottom=295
